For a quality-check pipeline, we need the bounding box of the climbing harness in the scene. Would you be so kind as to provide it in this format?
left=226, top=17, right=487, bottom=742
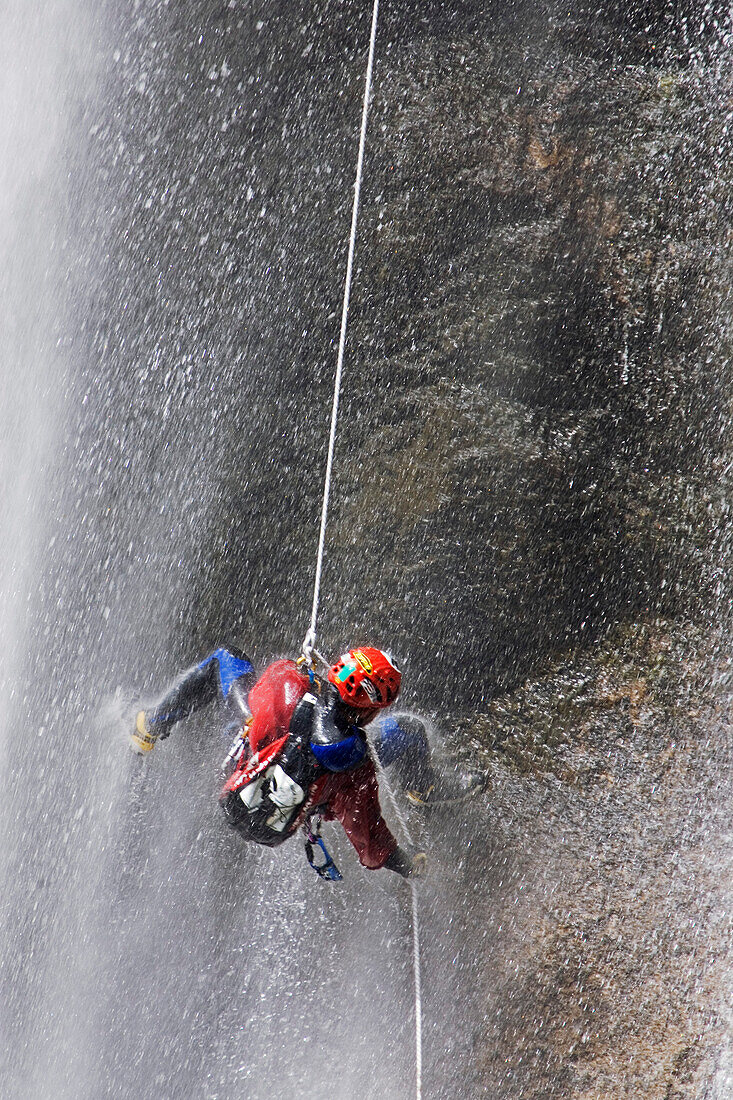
left=296, top=1, right=423, bottom=1094
left=303, top=814, right=343, bottom=882
left=301, top=0, right=381, bottom=666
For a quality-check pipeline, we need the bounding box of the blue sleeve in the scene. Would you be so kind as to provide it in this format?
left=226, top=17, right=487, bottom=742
left=148, top=647, right=255, bottom=737
left=199, top=647, right=255, bottom=699
left=371, top=714, right=434, bottom=792
left=372, top=715, right=429, bottom=768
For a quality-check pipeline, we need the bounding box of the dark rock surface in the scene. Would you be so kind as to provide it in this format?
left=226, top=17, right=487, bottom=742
left=75, top=3, right=732, bottom=698
left=331, top=12, right=733, bottom=712
left=463, top=620, right=730, bottom=1097
left=464, top=624, right=726, bottom=1095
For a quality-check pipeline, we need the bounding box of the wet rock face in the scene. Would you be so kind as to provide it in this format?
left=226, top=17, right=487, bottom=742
left=316, top=17, right=732, bottom=1091
left=465, top=620, right=730, bottom=1099
left=328, top=9, right=732, bottom=710
left=88, top=2, right=730, bottom=704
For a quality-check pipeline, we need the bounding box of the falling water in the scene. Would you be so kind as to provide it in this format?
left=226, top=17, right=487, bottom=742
left=1, top=3, right=731, bottom=1099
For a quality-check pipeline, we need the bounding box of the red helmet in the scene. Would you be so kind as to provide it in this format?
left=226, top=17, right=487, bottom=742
left=328, top=647, right=401, bottom=711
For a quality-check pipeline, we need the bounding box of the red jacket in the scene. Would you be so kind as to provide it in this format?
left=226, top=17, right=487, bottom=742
left=247, top=660, right=398, bottom=869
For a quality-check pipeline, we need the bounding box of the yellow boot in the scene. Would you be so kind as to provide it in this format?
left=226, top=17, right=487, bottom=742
left=130, top=711, right=157, bottom=754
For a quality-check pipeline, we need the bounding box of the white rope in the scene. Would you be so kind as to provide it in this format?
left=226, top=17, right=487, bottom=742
left=412, top=883, right=423, bottom=1099
left=302, top=0, right=380, bottom=663
left=296, top=5, right=423, bottom=1094
left=372, top=744, right=423, bottom=1100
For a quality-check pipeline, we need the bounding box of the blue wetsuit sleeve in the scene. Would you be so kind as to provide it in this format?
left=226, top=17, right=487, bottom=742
left=372, top=714, right=434, bottom=791
left=203, top=647, right=255, bottom=700
left=148, top=647, right=255, bottom=738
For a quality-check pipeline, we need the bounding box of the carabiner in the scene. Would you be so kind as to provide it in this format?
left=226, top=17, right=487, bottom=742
left=303, top=818, right=343, bottom=882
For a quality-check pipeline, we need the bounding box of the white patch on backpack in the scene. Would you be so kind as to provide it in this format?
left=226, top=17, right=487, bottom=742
left=240, top=764, right=306, bottom=833
left=239, top=773, right=267, bottom=811
left=265, top=765, right=305, bottom=831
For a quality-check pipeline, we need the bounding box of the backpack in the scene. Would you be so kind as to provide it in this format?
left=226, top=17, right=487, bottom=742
left=219, top=693, right=322, bottom=847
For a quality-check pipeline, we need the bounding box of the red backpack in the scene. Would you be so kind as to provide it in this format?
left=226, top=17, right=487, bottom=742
left=219, top=661, right=319, bottom=846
